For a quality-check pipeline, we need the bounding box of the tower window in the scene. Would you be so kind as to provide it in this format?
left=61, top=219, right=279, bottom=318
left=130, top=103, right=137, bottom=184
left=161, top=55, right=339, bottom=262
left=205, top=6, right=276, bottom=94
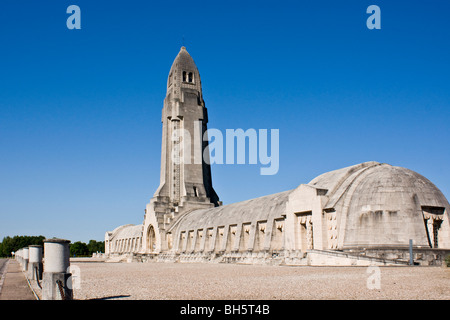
left=182, top=71, right=194, bottom=83
left=193, top=186, right=199, bottom=197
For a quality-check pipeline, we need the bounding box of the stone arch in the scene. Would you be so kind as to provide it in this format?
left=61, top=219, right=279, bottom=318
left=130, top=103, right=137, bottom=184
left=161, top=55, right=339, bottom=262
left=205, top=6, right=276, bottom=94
left=146, top=225, right=156, bottom=253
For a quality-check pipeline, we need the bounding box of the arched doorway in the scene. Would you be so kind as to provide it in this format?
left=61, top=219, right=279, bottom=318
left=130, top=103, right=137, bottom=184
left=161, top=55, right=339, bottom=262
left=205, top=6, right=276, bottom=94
left=147, top=225, right=156, bottom=253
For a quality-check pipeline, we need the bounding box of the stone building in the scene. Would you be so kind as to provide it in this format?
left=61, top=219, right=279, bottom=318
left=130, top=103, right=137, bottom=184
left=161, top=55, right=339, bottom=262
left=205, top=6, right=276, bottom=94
left=105, top=47, right=450, bottom=265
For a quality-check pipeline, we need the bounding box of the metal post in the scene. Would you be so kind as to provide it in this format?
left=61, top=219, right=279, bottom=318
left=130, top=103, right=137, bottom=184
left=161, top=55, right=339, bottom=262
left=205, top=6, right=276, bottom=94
left=409, top=239, right=414, bottom=266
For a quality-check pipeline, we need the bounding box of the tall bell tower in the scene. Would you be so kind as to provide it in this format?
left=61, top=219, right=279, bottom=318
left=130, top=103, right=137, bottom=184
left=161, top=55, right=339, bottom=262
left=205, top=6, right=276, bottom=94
left=142, top=47, right=220, bottom=254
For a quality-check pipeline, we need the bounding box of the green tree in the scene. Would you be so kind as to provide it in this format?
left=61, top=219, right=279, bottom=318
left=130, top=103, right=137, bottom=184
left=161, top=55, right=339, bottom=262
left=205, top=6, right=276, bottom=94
left=69, top=241, right=89, bottom=257
left=87, top=240, right=104, bottom=255
left=0, top=235, right=45, bottom=257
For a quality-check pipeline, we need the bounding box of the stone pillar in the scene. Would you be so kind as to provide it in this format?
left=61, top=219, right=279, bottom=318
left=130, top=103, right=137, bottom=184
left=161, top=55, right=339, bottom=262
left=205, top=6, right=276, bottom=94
left=22, top=247, right=29, bottom=272
left=28, top=245, right=43, bottom=280
left=42, top=239, right=72, bottom=300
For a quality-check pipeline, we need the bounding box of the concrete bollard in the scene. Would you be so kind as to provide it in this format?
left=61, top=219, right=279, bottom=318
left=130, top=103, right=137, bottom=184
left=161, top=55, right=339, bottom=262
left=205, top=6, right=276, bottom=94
left=16, top=249, right=20, bottom=264
left=42, top=239, right=72, bottom=300
left=17, top=248, right=22, bottom=266
left=28, top=245, right=43, bottom=280
left=22, top=247, right=29, bottom=272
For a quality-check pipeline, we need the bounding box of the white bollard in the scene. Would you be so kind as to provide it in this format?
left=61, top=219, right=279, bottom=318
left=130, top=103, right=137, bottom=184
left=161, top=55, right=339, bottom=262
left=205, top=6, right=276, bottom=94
left=28, top=245, right=43, bottom=280
left=22, top=248, right=29, bottom=272
left=42, top=239, right=72, bottom=300
left=44, top=240, right=70, bottom=273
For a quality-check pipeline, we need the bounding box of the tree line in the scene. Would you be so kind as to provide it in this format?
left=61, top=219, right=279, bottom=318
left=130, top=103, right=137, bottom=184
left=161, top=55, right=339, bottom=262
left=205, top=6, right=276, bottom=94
left=0, top=236, right=104, bottom=258
left=69, top=240, right=104, bottom=257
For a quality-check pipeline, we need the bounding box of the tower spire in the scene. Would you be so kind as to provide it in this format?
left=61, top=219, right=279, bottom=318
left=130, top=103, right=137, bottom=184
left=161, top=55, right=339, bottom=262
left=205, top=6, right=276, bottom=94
left=142, top=47, right=220, bottom=253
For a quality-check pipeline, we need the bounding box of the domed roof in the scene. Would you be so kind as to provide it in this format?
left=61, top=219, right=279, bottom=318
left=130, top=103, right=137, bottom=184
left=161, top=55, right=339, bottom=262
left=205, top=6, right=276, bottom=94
left=108, top=224, right=143, bottom=241
left=351, top=164, right=449, bottom=208
left=308, top=161, right=380, bottom=202
left=310, top=162, right=450, bottom=248
left=309, top=161, right=449, bottom=210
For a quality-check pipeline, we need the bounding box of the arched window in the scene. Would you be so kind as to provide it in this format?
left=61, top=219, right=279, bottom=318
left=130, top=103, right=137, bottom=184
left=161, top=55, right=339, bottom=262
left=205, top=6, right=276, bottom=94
left=182, top=71, right=187, bottom=82
left=147, top=225, right=156, bottom=253
left=188, top=72, right=193, bottom=83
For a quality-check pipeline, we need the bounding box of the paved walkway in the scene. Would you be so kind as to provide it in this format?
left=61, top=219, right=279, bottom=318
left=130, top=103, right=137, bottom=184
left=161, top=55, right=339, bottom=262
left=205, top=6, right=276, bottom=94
left=0, top=259, right=36, bottom=300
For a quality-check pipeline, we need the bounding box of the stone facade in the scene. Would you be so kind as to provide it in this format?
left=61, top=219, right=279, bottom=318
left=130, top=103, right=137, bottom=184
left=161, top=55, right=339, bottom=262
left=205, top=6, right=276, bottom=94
left=104, top=224, right=142, bottom=256
left=105, top=47, right=450, bottom=265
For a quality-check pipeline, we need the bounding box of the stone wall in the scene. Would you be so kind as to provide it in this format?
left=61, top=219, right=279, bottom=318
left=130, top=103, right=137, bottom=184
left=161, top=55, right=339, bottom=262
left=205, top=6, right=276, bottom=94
left=345, top=248, right=450, bottom=266
left=125, top=248, right=450, bottom=266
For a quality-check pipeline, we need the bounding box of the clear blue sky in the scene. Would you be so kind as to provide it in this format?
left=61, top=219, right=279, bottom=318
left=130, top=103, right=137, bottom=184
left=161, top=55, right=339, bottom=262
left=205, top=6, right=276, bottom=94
left=1, top=0, right=449, bottom=243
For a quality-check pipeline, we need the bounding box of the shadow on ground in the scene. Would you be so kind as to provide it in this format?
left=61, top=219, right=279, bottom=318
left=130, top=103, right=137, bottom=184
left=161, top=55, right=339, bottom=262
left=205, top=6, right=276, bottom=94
left=89, top=295, right=131, bottom=300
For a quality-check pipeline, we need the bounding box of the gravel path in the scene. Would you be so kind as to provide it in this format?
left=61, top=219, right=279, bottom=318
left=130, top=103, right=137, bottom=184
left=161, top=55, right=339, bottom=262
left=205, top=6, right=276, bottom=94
left=72, top=262, right=450, bottom=300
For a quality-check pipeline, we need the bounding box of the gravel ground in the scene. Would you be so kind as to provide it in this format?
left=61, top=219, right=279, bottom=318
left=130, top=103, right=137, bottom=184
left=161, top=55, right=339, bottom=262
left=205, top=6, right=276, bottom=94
left=70, top=261, right=450, bottom=300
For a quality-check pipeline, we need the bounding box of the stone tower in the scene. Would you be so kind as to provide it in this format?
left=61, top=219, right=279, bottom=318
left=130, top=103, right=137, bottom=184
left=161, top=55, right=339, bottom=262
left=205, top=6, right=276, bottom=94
left=141, top=47, right=220, bottom=253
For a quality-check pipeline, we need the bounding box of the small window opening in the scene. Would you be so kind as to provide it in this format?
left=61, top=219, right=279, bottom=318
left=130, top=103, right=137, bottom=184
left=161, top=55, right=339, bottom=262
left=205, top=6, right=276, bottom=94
left=193, top=186, right=199, bottom=197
